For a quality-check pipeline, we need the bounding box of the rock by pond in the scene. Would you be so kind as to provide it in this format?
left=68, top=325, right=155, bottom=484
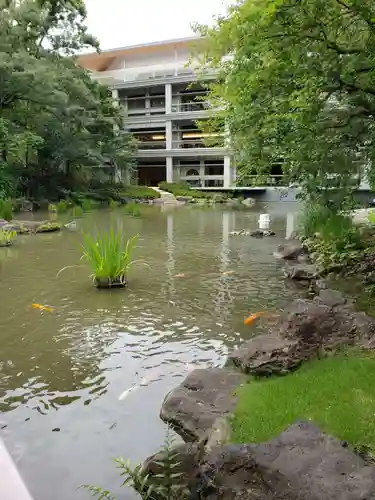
left=160, top=368, right=245, bottom=443
left=2, top=220, right=61, bottom=234
left=229, top=292, right=375, bottom=376
left=273, top=242, right=305, bottom=260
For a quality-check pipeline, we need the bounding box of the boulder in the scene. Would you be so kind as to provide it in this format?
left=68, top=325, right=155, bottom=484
left=230, top=297, right=375, bottom=377
left=250, top=230, right=275, bottom=238
left=229, top=335, right=301, bottom=375
left=197, top=421, right=375, bottom=500
left=273, top=243, right=304, bottom=260
left=283, top=263, right=318, bottom=280
left=160, top=368, right=245, bottom=443
left=142, top=442, right=201, bottom=496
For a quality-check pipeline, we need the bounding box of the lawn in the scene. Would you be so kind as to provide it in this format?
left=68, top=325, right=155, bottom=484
left=231, top=351, right=375, bottom=452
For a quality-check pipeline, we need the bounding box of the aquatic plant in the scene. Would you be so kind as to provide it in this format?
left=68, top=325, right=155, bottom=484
left=124, top=202, right=141, bottom=217
left=57, top=200, right=68, bottom=213
left=81, top=229, right=141, bottom=283
left=35, top=222, right=61, bottom=233
left=109, top=199, right=118, bottom=209
left=0, top=229, right=16, bottom=246
left=84, top=427, right=188, bottom=500
left=81, top=198, right=92, bottom=211
left=0, top=199, right=13, bottom=221
left=48, top=203, right=57, bottom=213
left=71, top=205, right=84, bottom=217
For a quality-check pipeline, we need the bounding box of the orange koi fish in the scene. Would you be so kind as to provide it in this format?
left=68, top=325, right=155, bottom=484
left=244, top=311, right=266, bottom=326
left=174, top=273, right=187, bottom=278
left=31, top=304, right=55, bottom=313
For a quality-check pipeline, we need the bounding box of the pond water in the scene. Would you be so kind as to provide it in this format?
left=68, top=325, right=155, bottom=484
left=0, top=203, right=299, bottom=500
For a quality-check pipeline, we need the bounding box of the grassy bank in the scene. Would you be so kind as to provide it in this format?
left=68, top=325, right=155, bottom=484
left=231, top=351, right=375, bottom=452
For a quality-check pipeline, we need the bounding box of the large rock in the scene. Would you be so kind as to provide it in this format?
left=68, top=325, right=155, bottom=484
left=3, top=220, right=61, bottom=234
left=197, top=421, right=375, bottom=500
left=230, top=296, right=375, bottom=376
left=229, top=335, right=301, bottom=376
left=283, top=263, right=318, bottom=281
left=160, top=368, right=245, bottom=443
left=273, top=243, right=304, bottom=260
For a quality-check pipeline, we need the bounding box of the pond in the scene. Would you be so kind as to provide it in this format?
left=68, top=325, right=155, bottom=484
left=0, top=203, right=299, bottom=500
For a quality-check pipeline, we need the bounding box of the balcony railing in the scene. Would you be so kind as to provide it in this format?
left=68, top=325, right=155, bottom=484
left=171, top=101, right=209, bottom=113
left=137, top=141, right=166, bottom=150
left=241, top=175, right=286, bottom=186
left=172, top=139, right=225, bottom=149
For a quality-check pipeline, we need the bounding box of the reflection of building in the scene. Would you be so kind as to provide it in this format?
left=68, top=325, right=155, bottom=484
left=77, top=37, right=235, bottom=188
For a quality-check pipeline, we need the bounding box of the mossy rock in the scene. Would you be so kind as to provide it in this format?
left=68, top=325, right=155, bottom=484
left=35, top=222, right=61, bottom=233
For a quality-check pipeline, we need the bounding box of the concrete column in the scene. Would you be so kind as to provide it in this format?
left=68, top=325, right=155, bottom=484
left=231, top=164, right=237, bottom=186
left=199, top=159, right=205, bottom=187
left=166, top=157, right=173, bottom=183
left=165, top=83, right=172, bottom=114
left=111, top=89, right=119, bottom=103
left=286, top=213, right=296, bottom=239
left=166, top=120, right=173, bottom=149
left=223, top=155, right=231, bottom=188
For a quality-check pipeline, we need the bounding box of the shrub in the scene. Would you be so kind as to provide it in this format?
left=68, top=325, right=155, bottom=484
left=0, top=199, right=13, bottom=221
left=109, top=199, right=119, bottom=209
left=122, top=186, right=161, bottom=200
left=0, top=229, right=16, bottom=246
left=81, top=229, right=140, bottom=281
left=84, top=427, right=188, bottom=500
left=48, top=203, right=57, bottom=213
left=301, top=203, right=364, bottom=271
left=81, top=198, right=93, bottom=211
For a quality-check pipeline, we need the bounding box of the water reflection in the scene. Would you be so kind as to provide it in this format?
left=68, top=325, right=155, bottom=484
left=0, top=205, right=300, bottom=500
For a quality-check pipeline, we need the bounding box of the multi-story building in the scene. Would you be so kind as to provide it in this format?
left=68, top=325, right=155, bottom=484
left=77, top=36, right=235, bottom=188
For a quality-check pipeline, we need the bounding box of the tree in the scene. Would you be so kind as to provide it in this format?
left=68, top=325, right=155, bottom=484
left=197, top=0, right=375, bottom=205
left=0, top=0, right=134, bottom=200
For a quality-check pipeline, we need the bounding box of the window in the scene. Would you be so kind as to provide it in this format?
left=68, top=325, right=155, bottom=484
left=186, top=169, right=199, bottom=177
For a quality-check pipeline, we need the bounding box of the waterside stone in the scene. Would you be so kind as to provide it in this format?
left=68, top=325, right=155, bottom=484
left=160, top=368, right=245, bottom=443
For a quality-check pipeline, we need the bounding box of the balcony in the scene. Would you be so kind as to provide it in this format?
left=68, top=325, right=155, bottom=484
left=93, top=66, right=218, bottom=89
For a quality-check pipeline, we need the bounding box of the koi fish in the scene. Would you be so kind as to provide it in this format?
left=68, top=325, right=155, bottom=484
left=174, top=273, right=187, bottom=278
left=244, top=311, right=265, bottom=326
left=31, top=304, right=55, bottom=313
left=222, top=271, right=235, bottom=276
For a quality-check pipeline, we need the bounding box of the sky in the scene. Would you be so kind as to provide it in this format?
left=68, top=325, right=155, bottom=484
left=84, top=0, right=233, bottom=50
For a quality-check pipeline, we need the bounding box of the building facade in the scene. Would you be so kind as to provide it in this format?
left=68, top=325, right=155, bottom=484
left=77, top=37, right=235, bottom=188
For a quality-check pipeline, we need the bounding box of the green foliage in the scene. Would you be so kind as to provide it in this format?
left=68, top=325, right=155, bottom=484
left=56, top=200, right=68, bottom=214
left=0, top=199, right=13, bottom=221
left=48, top=203, right=57, bottom=213
left=368, top=211, right=375, bottom=224
left=124, top=202, right=141, bottom=217
left=197, top=0, right=375, bottom=206
left=158, top=182, right=210, bottom=199
left=71, top=205, right=84, bottom=217
left=81, top=198, right=93, bottom=211
left=301, top=204, right=364, bottom=271
left=81, top=230, right=140, bottom=281
left=36, top=221, right=61, bottom=233
left=122, top=186, right=161, bottom=200
left=108, top=199, right=118, bottom=209
left=0, top=229, right=16, bottom=246
left=0, top=0, right=135, bottom=201
left=85, top=427, right=188, bottom=500
left=232, top=351, right=375, bottom=454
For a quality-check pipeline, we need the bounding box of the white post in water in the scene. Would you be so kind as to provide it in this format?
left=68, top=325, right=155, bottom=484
left=258, top=213, right=271, bottom=230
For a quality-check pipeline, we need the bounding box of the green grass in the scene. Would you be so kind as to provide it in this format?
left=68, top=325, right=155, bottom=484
left=56, top=200, right=69, bottom=214
left=231, top=352, right=375, bottom=451
left=81, top=229, right=140, bottom=280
